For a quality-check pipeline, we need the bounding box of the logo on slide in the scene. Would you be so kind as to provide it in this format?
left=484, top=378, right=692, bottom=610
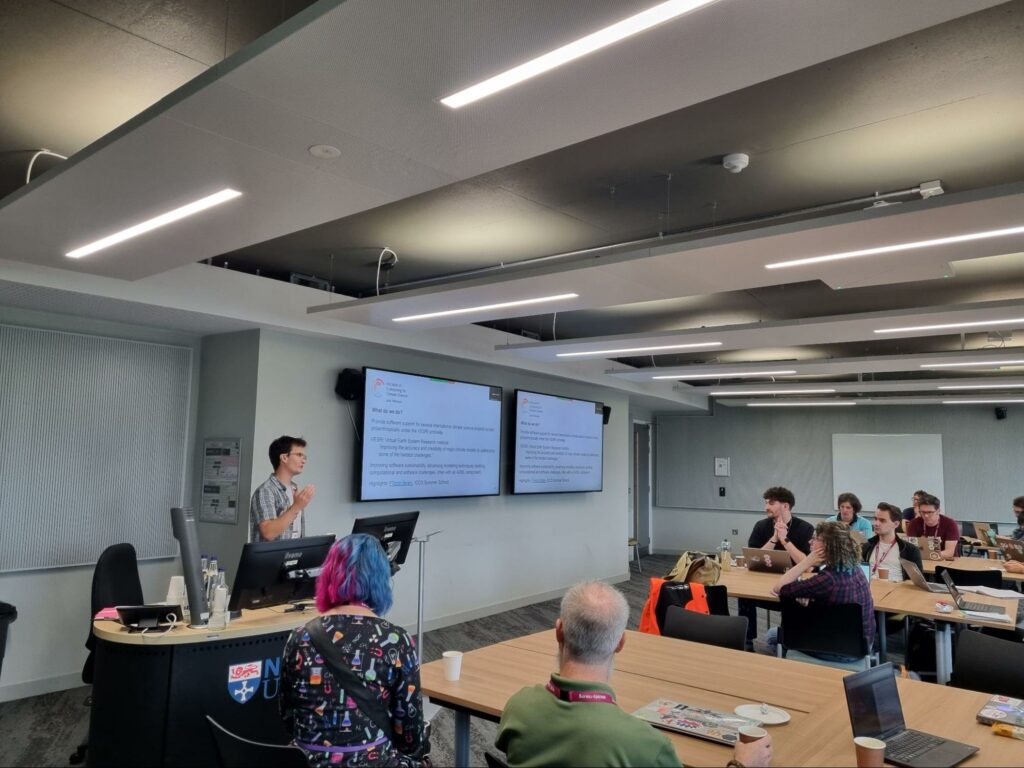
left=521, top=397, right=529, bottom=406
left=227, top=661, right=261, bottom=703
left=373, top=377, right=385, bottom=397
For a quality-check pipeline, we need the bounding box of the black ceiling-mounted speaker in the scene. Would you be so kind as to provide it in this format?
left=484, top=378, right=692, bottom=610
left=995, top=407, right=1008, bottom=420
left=602, top=405, right=612, bottom=425
left=335, top=369, right=363, bottom=400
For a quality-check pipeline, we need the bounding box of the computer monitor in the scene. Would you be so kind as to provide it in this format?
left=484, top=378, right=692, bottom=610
left=351, top=511, right=419, bottom=566
left=228, top=534, right=335, bottom=612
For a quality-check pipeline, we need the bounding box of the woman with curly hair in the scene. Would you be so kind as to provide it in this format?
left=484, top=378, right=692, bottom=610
left=756, top=520, right=875, bottom=661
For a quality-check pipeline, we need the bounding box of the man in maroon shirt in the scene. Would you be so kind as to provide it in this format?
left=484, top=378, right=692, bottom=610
left=905, top=493, right=959, bottom=560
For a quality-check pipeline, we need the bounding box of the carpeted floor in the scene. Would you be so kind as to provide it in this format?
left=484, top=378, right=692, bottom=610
left=0, top=555, right=903, bottom=767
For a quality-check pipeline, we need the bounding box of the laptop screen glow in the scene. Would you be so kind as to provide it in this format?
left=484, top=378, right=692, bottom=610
left=845, top=664, right=906, bottom=740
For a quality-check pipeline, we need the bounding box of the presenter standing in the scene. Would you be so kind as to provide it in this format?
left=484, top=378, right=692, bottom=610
left=249, top=435, right=315, bottom=542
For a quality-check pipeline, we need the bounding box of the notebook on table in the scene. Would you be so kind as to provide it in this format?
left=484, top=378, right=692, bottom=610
left=633, top=699, right=760, bottom=745
left=977, top=695, right=1024, bottom=727
left=742, top=547, right=792, bottom=573
left=900, top=559, right=948, bottom=593
left=939, top=571, right=1005, bottom=614
left=995, top=535, right=1024, bottom=563
left=844, top=663, right=978, bottom=768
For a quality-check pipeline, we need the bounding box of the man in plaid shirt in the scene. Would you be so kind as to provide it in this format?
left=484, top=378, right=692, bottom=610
left=249, top=435, right=316, bottom=542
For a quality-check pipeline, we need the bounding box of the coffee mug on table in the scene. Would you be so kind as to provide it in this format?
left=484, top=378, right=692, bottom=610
left=853, top=736, right=886, bottom=767
left=442, top=650, right=463, bottom=681
left=738, top=725, right=767, bottom=744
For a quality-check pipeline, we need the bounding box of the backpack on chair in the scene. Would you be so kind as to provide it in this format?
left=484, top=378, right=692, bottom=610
left=665, top=551, right=722, bottom=586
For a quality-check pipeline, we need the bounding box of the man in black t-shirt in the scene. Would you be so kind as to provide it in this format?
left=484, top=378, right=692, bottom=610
left=738, top=486, right=814, bottom=648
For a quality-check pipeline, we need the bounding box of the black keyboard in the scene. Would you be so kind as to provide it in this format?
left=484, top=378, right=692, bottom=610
left=886, top=730, right=944, bottom=762
left=959, top=599, right=1003, bottom=613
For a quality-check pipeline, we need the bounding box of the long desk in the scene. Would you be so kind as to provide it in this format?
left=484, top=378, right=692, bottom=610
left=717, top=568, right=1016, bottom=684
left=89, top=607, right=314, bottom=766
left=421, top=629, right=1020, bottom=767
left=920, top=555, right=1024, bottom=582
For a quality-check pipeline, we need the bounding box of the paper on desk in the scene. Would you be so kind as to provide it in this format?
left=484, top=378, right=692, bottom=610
left=956, top=585, right=1024, bottom=600
left=962, top=610, right=1011, bottom=622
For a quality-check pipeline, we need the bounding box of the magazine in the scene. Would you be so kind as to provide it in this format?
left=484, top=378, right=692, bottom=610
left=633, top=699, right=761, bottom=745
left=977, top=695, right=1024, bottom=727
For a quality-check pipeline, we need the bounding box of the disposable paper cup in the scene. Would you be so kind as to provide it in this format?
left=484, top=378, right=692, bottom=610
left=165, top=575, right=185, bottom=604
left=877, top=567, right=890, bottom=580
left=735, top=556, right=746, bottom=568
left=853, top=736, right=886, bottom=767
left=738, top=725, right=767, bottom=744
left=442, top=651, right=463, bottom=681
left=987, top=550, right=998, bottom=560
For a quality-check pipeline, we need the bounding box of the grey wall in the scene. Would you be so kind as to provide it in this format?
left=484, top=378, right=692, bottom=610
left=0, top=307, right=201, bottom=702
left=250, top=330, right=632, bottom=632
left=652, top=405, right=1024, bottom=553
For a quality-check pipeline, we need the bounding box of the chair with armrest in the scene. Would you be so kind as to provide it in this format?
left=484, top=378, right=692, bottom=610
left=777, top=600, right=875, bottom=672
left=934, top=566, right=1003, bottom=589
left=949, top=629, right=1024, bottom=698
left=68, top=543, right=145, bottom=765
left=206, top=716, right=309, bottom=768
left=662, top=605, right=748, bottom=651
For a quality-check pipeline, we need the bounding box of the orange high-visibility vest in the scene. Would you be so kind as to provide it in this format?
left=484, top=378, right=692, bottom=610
left=638, top=578, right=710, bottom=635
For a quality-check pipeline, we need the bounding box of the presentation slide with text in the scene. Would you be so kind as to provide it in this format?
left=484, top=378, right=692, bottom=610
left=514, top=390, right=603, bottom=494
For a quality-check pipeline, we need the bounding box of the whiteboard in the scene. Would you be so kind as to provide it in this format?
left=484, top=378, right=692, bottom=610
left=831, top=434, right=944, bottom=512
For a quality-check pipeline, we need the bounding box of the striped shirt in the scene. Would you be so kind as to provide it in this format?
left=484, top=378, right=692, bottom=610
left=249, top=474, right=304, bottom=542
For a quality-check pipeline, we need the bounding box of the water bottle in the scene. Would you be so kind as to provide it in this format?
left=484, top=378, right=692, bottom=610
left=720, top=538, right=732, bottom=571
left=208, top=584, right=228, bottom=630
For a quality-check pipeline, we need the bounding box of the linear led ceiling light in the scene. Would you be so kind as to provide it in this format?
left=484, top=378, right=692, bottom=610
left=876, top=318, right=1024, bottom=334
left=921, top=359, right=1024, bottom=369
left=652, top=370, right=797, bottom=380
left=938, top=384, right=1024, bottom=390
left=765, top=225, right=1024, bottom=270
left=710, top=388, right=835, bottom=396
left=943, top=399, right=1024, bottom=405
left=557, top=341, right=721, bottom=358
left=392, top=293, right=578, bottom=323
left=747, top=401, right=857, bottom=407
left=66, top=188, right=242, bottom=259
left=440, top=0, right=718, bottom=108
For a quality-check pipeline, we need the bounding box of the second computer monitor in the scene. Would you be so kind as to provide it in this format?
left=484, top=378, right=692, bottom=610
left=351, top=511, right=419, bottom=565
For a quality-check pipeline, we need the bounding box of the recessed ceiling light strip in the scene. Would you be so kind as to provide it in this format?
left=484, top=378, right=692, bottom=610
left=938, top=384, right=1024, bottom=390
left=557, top=341, right=721, bottom=358
left=942, top=399, right=1024, bottom=405
left=921, top=359, right=1024, bottom=368
left=746, top=401, right=857, bottom=407
left=876, top=318, right=1024, bottom=334
left=440, top=0, right=718, bottom=108
left=393, top=293, right=578, bottom=323
left=653, top=369, right=796, bottom=380
left=66, top=188, right=242, bottom=258
left=709, top=388, right=835, bottom=396
left=765, top=225, right=1024, bottom=270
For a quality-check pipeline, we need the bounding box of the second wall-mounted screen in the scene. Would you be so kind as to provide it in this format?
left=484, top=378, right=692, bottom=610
left=360, top=368, right=502, bottom=501
left=513, top=390, right=604, bottom=494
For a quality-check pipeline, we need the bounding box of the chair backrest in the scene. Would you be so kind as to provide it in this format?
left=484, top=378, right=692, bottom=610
left=934, top=565, right=1003, bottom=589
left=950, top=629, right=1024, bottom=699
left=484, top=751, right=510, bottom=768
left=778, top=601, right=869, bottom=659
left=705, top=584, right=730, bottom=616
left=84, top=543, right=145, bottom=683
left=662, top=606, right=747, bottom=651
left=206, top=716, right=309, bottom=768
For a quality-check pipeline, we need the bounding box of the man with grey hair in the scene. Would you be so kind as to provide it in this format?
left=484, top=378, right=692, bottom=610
left=495, top=582, right=772, bottom=768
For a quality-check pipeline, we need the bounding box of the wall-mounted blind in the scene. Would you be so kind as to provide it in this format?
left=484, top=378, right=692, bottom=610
left=0, top=325, right=192, bottom=571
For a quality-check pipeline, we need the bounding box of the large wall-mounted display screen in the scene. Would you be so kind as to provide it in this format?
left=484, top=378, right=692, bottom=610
left=513, top=389, right=604, bottom=494
left=359, top=368, right=502, bottom=501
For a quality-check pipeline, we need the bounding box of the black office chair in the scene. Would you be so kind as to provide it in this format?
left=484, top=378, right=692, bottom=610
left=935, top=565, right=1003, bottom=589
left=777, top=601, right=875, bottom=671
left=206, top=716, right=309, bottom=768
left=950, top=629, right=1024, bottom=698
left=662, top=605, right=748, bottom=651
left=484, top=751, right=510, bottom=768
left=69, top=543, right=145, bottom=765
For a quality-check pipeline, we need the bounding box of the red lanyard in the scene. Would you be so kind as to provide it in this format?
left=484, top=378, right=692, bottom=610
left=546, top=680, right=616, bottom=704
left=872, top=541, right=897, bottom=573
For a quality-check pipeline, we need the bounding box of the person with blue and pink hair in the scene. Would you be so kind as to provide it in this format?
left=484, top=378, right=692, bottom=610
left=280, top=533, right=429, bottom=766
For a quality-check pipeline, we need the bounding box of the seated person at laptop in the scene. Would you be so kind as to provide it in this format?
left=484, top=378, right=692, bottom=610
left=756, top=521, right=875, bottom=661
left=901, top=490, right=926, bottom=528
left=279, top=534, right=429, bottom=767
left=827, top=492, right=872, bottom=537
left=1011, top=496, right=1024, bottom=540
left=495, top=582, right=772, bottom=768
left=904, top=494, right=959, bottom=559
left=862, top=503, right=921, bottom=581
left=738, top=486, right=814, bottom=649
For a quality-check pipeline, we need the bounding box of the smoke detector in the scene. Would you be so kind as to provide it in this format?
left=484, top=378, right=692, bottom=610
left=722, top=153, right=749, bottom=173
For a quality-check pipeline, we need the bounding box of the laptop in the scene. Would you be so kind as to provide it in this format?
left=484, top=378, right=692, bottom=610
left=742, top=547, right=792, bottom=573
left=971, top=522, right=996, bottom=546
left=633, top=699, right=759, bottom=745
left=995, top=535, right=1024, bottom=563
left=939, top=571, right=1005, bottom=614
left=850, top=529, right=867, bottom=545
left=915, top=536, right=945, bottom=561
left=844, top=663, right=978, bottom=767
left=899, top=559, right=948, bottom=593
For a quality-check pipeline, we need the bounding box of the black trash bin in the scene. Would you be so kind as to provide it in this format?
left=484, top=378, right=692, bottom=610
left=0, top=601, right=17, bottom=681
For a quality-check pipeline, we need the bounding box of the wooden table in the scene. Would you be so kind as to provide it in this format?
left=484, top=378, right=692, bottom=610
left=421, top=629, right=1020, bottom=767
left=920, top=556, right=1024, bottom=582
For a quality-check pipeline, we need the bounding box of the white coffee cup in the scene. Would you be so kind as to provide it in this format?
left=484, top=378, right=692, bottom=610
left=442, top=650, right=464, bottom=681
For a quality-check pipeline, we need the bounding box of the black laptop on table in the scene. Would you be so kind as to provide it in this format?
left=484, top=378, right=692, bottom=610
left=844, top=663, right=978, bottom=767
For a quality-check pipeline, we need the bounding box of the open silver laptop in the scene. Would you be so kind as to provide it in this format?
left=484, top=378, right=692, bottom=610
left=845, top=663, right=978, bottom=768
left=995, top=535, right=1024, bottom=563
left=939, top=571, right=1005, bottom=614
left=742, top=547, right=792, bottom=573
left=971, top=521, right=995, bottom=546
left=915, top=536, right=945, bottom=561
left=899, top=559, right=947, bottom=593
